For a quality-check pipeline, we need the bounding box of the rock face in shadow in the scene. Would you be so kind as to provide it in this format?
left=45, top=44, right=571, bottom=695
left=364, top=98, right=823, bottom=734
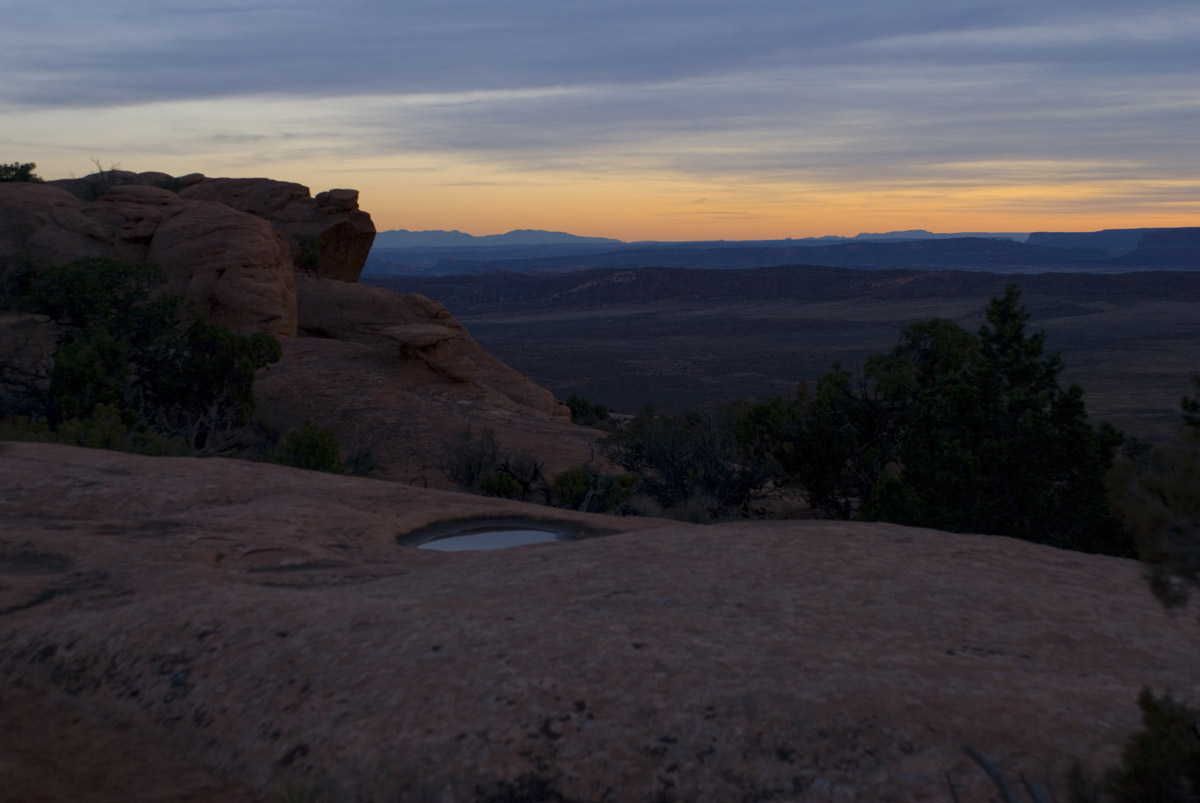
left=178, top=177, right=376, bottom=282
left=2, top=442, right=1197, bottom=802
left=42, top=169, right=376, bottom=282
left=1, top=171, right=582, bottom=483
left=295, top=275, right=563, bottom=416
left=0, top=180, right=298, bottom=336
left=255, top=276, right=583, bottom=485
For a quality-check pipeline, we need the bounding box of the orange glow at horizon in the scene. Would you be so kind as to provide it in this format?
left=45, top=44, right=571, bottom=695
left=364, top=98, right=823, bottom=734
left=26, top=147, right=1198, bottom=243
left=354, top=169, right=1199, bottom=242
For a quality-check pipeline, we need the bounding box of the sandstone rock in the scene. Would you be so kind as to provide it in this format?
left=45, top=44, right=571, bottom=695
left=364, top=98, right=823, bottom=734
left=39, top=169, right=375, bottom=282
left=1, top=442, right=1197, bottom=802
left=180, top=177, right=375, bottom=282
left=0, top=183, right=112, bottom=267
left=293, top=275, right=561, bottom=416
left=252, top=276, right=588, bottom=485
left=379, top=323, right=461, bottom=349
left=146, top=200, right=296, bottom=336
left=1, top=178, right=580, bottom=482
left=0, top=182, right=297, bottom=336
left=49, top=169, right=175, bottom=201
left=253, top=336, right=598, bottom=486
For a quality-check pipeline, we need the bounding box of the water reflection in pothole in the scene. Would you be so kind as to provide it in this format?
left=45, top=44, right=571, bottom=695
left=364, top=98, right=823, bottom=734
left=416, top=529, right=563, bottom=552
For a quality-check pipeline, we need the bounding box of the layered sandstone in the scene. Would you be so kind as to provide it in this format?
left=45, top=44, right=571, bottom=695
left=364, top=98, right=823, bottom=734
left=0, top=172, right=583, bottom=484
left=0, top=181, right=297, bottom=336
left=178, top=177, right=375, bottom=282
left=1, top=442, right=1197, bottom=802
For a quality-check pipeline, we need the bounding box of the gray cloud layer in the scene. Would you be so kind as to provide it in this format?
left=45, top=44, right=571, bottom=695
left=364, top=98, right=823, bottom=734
left=3, top=0, right=1197, bottom=195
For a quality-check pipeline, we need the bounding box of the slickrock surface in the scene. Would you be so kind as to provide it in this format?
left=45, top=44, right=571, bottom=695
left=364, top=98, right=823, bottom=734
left=255, top=276, right=585, bottom=485
left=2, top=442, right=1197, bottom=802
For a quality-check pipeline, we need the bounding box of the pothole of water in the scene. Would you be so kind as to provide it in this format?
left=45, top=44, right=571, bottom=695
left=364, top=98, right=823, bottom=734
left=416, top=528, right=563, bottom=552
left=399, top=516, right=620, bottom=553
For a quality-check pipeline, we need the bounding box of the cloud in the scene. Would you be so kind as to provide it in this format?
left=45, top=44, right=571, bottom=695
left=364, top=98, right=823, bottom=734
left=1, top=0, right=1196, bottom=234
left=5, top=1, right=1195, bottom=105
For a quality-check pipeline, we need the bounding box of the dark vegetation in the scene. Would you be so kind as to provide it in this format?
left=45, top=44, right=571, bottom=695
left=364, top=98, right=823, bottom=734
left=1066, top=688, right=1200, bottom=803
left=564, top=393, right=609, bottom=426
left=755, top=285, right=1126, bottom=554
left=441, top=425, right=638, bottom=511
left=0, top=257, right=351, bottom=473
left=442, top=426, right=547, bottom=502
left=278, top=420, right=346, bottom=474
left=0, top=258, right=281, bottom=454
left=0, top=161, right=43, bottom=182
left=600, top=405, right=773, bottom=521
left=1109, top=374, right=1200, bottom=608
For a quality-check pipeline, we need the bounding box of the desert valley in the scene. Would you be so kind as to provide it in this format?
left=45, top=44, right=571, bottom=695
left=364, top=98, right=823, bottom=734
left=1, top=169, right=1198, bottom=802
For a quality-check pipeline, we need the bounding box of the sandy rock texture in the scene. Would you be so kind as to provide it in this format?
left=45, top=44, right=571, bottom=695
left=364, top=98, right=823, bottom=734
left=256, top=277, right=589, bottom=485
left=43, top=170, right=375, bottom=283
left=2, top=442, right=1197, bottom=802
left=0, top=173, right=583, bottom=483
left=178, top=178, right=375, bottom=282
left=0, top=180, right=297, bottom=336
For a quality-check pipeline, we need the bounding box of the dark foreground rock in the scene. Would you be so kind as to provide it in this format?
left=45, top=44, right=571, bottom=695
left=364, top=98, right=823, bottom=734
left=1, top=443, right=1196, bottom=802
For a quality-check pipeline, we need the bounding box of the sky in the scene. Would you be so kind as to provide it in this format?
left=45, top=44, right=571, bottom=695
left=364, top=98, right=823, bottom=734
left=1, top=0, right=1197, bottom=241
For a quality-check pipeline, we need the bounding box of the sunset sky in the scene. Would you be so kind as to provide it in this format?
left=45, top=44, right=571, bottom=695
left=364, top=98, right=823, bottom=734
left=2, top=0, right=1197, bottom=241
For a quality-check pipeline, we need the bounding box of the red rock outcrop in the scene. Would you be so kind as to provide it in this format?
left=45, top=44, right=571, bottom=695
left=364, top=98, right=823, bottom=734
left=294, top=275, right=564, bottom=416
left=1, top=173, right=582, bottom=485
left=254, top=276, right=586, bottom=485
left=178, top=177, right=375, bottom=282
left=0, top=182, right=297, bottom=336
left=1, top=442, right=1197, bottom=802
left=42, top=170, right=376, bottom=282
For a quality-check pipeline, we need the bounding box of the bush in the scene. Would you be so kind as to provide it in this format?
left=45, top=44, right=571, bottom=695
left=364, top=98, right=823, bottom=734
left=0, top=404, right=186, bottom=456
left=443, top=425, right=501, bottom=492
left=600, top=404, right=772, bottom=519
left=296, top=234, right=323, bottom=276
left=1069, top=689, right=1200, bottom=803
left=0, top=257, right=281, bottom=455
left=277, top=420, right=344, bottom=474
left=566, top=394, right=610, bottom=426
left=442, top=426, right=549, bottom=502
left=550, top=466, right=638, bottom=513
left=1109, top=375, right=1200, bottom=608
left=1107, top=689, right=1200, bottom=802
left=0, top=162, right=43, bottom=182
left=345, top=446, right=378, bottom=477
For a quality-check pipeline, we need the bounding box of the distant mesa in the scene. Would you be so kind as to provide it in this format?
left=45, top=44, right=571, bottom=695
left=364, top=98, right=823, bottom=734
left=365, top=225, right=1200, bottom=277
left=373, top=228, right=623, bottom=248
left=851, top=229, right=1028, bottom=242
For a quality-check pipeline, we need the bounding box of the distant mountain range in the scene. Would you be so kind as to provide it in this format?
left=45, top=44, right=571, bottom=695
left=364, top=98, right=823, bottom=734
left=364, top=227, right=1200, bottom=276
left=373, top=228, right=623, bottom=248
left=373, top=227, right=1027, bottom=249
